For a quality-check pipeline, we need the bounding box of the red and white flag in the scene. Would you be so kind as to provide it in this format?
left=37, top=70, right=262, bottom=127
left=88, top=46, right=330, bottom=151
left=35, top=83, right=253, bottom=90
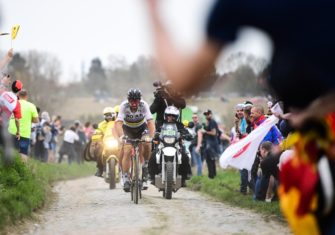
left=220, top=115, right=279, bottom=170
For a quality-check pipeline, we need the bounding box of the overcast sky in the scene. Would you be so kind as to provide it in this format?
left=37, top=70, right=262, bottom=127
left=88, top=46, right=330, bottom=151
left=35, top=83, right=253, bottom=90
left=0, top=0, right=273, bottom=83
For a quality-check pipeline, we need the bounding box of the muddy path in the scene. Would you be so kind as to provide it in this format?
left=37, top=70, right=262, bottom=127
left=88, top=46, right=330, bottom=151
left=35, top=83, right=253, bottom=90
left=16, top=176, right=291, bottom=235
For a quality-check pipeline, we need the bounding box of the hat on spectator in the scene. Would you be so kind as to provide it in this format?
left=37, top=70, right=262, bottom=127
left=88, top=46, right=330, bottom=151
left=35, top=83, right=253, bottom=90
left=242, top=100, right=253, bottom=109
left=203, top=109, right=212, bottom=115
left=235, top=104, right=244, bottom=110
left=11, top=80, right=23, bottom=93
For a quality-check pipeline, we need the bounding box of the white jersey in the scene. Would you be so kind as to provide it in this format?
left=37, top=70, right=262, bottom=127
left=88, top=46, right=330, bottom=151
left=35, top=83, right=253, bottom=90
left=116, top=100, right=153, bottom=128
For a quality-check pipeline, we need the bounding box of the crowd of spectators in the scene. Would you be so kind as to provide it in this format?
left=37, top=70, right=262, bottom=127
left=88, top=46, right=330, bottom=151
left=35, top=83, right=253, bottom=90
left=186, top=99, right=294, bottom=203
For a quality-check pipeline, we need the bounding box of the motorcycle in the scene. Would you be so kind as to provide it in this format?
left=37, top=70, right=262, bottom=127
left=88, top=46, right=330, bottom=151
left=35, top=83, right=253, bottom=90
left=102, top=135, right=120, bottom=189
left=153, top=122, right=188, bottom=199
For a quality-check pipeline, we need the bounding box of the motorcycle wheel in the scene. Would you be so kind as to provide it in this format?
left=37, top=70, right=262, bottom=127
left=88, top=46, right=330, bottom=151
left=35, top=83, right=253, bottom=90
left=109, top=158, right=117, bottom=189
left=165, top=162, right=173, bottom=199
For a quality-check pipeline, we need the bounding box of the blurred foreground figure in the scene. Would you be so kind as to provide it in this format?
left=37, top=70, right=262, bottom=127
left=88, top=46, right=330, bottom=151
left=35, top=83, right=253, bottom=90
left=147, top=0, right=335, bottom=234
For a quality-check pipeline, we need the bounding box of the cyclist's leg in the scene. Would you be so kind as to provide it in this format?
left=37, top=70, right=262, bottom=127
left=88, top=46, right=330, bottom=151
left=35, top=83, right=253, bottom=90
left=121, top=144, right=132, bottom=173
left=121, top=125, right=137, bottom=192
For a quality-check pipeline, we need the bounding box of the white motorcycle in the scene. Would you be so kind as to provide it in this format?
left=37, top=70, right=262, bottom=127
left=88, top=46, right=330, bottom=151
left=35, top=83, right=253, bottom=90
left=153, top=122, right=191, bottom=199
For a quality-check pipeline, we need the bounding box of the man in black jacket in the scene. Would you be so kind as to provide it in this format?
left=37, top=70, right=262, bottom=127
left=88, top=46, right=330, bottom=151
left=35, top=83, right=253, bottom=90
left=150, top=80, right=186, bottom=131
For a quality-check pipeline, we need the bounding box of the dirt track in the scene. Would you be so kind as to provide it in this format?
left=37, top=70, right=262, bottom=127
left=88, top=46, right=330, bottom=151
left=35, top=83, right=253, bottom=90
left=17, top=176, right=291, bottom=235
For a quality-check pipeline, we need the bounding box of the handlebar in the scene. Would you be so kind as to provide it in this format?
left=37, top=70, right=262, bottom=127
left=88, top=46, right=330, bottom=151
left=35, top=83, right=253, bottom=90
left=122, top=136, right=152, bottom=144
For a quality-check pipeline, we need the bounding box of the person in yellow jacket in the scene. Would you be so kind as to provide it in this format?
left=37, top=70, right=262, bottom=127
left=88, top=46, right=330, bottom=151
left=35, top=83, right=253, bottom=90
left=94, top=107, right=116, bottom=177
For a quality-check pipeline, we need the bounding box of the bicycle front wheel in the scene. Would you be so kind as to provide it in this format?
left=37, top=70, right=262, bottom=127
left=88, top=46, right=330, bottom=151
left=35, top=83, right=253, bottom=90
left=132, top=154, right=140, bottom=204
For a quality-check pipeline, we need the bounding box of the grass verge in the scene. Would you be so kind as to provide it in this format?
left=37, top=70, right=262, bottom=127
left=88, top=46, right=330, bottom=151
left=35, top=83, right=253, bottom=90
left=0, top=155, right=95, bottom=231
left=188, top=169, right=286, bottom=223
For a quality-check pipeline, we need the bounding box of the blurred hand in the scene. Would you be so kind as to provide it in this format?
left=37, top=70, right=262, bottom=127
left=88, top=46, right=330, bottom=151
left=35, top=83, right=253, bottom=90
left=16, top=132, right=20, bottom=140
left=7, top=49, right=14, bottom=59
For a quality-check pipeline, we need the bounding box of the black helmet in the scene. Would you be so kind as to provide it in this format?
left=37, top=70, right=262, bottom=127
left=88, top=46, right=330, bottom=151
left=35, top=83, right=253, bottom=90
left=127, top=88, right=142, bottom=100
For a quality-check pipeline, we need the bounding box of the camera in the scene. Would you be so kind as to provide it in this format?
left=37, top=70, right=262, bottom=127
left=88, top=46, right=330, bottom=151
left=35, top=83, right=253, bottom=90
left=153, top=81, right=168, bottom=98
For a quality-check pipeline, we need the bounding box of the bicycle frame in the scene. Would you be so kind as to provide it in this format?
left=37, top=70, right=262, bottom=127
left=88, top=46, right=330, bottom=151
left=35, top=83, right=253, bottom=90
left=123, top=138, right=146, bottom=204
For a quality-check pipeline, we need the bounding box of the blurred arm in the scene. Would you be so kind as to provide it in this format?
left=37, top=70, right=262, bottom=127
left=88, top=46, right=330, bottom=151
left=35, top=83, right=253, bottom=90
left=0, top=49, right=14, bottom=71
left=147, top=0, right=223, bottom=95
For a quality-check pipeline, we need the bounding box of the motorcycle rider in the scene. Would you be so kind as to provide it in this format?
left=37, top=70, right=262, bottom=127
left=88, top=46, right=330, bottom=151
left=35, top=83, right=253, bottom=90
left=94, top=107, right=116, bottom=177
left=149, top=105, right=192, bottom=187
left=115, top=88, right=155, bottom=192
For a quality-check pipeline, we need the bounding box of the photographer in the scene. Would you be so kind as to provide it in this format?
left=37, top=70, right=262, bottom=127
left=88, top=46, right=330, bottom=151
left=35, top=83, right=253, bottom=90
left=150, top=80, right=186, bottom=131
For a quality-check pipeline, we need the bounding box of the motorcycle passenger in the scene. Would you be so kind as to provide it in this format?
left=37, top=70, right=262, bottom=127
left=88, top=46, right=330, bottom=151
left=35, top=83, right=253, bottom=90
left=94, top=107, right=116, bottom=177
left=149, top=105, right=192, bottom=187
left=115, top=88, right=155, bottom=192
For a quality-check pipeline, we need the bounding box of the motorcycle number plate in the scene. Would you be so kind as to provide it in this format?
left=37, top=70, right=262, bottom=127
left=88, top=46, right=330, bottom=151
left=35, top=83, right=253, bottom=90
left=162, top=130, right=176, bottom=136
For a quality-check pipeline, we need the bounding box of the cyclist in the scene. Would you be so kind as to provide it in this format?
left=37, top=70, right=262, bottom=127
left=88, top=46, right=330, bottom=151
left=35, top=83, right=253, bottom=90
left=115, top=88, right=155, bottom=192
left=93, top=107, right=116, bottom=177
left=149, top=106, right=192, bottom=187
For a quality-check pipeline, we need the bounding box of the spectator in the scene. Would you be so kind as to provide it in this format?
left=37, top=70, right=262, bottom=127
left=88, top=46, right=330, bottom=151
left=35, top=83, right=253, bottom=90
left=250, top=105, right=283, bottom=145
left=30, top=107, right=40, bottom=158
left=255, top=141, right=280, bottom=202
left=42, top=122, right=52, bottom=162
left=74, top=120, right=86, bottom=164
left=40, top=111, right=50, bottom=126
left=189, top=113, right=204, bottom=176
left=58, top=126, right=79, bottom=164
left=202, top=109, right=219, bottom=179
left=34, top=115, right=45, bottom=162
left=218, top=123, right=230, bottom=153
left=231, top=103, right=244, bottom=142
left=8, top=89, right=39, bottom=162
left=0, top=79, right=23, bottom=162
left=238, top=103, right=254, bottom=195
left=84, top=121, right=94, bottom=142
left=49, top=115, right=62, bottom=163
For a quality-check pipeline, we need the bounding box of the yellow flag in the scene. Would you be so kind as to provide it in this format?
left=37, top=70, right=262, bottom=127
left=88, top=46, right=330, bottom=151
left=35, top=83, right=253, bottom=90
left=11, top=25, right=20, bottom=40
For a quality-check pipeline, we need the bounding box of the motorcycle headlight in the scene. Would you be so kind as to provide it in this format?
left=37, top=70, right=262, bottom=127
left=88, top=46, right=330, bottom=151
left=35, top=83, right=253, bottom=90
left=163, top=137, right=176, bottom=144
left=104, top=138, right=118, bottom=149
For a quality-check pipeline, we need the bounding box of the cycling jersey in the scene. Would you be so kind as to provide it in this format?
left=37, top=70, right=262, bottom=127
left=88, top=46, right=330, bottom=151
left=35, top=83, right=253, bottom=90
left=116, top=100, right=153, bottom=128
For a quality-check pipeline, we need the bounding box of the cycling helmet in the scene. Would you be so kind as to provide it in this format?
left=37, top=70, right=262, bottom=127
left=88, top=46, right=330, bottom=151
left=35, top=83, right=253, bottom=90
left=103, top=107, right=115, bottom=115
left=164, top=106, right=180, bottom=120
left=127, top=88, right=142, bottom=100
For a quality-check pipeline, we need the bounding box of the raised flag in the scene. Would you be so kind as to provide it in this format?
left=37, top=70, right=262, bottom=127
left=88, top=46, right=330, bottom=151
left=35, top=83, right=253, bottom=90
left=220, top=115, right=279, bottom=170
left=11, top=25, right=20, bottom=40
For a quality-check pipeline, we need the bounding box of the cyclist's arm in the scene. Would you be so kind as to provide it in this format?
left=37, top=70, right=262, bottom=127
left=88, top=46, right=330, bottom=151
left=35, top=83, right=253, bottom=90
left=147, top=119, right=155, bottom=138
left=115, top=120, right=124, bottom=138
